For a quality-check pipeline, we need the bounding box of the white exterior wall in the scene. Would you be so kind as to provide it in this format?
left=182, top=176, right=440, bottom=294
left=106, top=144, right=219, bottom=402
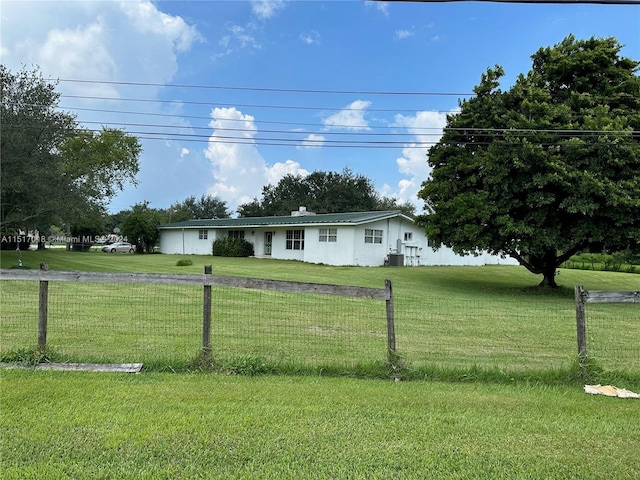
left=159, top=221, right=519, bottom=267
left=268, top=228, right=304, bottom=262
left=300, top=226, right=354, bottom=265
left=159, top=228, right=213, bottom=255
left=351, top=219, right=392, bottom=266
left=419, top=247, right=517, bottom=266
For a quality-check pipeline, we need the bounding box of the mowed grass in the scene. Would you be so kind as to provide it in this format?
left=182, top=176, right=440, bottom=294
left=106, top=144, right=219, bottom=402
left=1, top=249, right=639, bottom=376
left=1, top=250, right=640, bottom=478
left=2, top=370, right=640, bottom=479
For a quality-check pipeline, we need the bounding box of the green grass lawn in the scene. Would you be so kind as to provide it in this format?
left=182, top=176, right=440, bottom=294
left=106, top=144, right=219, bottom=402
left=1, top=250, right=639, bottom=478
left=2, top=369, right=639, bottom=479
left=1, top=249, right=639, bottom=378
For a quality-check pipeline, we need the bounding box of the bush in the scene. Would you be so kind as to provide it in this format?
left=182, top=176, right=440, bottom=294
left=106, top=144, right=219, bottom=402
left=176, top=258, right=193, bottom=267
left=212, top=237, right=254, bottom=257
left=566, top=251, right=639, bottom=273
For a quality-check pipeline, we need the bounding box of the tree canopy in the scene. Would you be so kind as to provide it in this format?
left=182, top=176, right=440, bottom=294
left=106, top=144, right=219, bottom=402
left=237, top=168, right=415, bottom=217
left=0, top=65, right=140, bottom=240
left=417, top=35, right=640, bottom=287
left=121, top=202, right=163, bottom=254
left=169, top=194, right=230, bottom=222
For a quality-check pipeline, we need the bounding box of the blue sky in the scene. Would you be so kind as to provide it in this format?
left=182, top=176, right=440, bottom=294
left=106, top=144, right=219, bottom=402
left=2, top=0, right=639, bottom=216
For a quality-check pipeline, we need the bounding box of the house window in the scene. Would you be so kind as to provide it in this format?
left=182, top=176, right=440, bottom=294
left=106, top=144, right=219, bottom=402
left=364, top=229, right=383, bottom=244
left=286, top=229, right=305, bottom=250
left=404, top=232, right=413, bottom=241
left=319, top=228, right=337, bottom=242
left=427, top=238, right=440, bottom=248
left=228, top=230, right=245, bottom=239
left=198, top=230, right=208, bottom=240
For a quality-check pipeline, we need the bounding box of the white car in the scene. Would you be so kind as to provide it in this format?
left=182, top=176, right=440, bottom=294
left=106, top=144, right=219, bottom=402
left=102, top=242, right=135, bottom=253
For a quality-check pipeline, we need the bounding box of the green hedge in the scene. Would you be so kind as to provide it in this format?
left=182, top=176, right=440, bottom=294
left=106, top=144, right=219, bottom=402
left=564, top=252, right=639, bottom=273
left=212, top=237, right=254, bottom=257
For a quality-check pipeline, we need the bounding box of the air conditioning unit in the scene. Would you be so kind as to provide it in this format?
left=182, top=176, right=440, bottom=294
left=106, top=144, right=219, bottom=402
left=388, top=253, right=404, bottom=267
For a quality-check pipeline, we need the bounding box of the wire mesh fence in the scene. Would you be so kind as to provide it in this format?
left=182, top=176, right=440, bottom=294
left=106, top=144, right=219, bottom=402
left=1, top=270, right=638, bottom=375
left=393, top=292, right=578, bottom=371
left=584, top=303, right=640, bottom=372
left=1, top=281, right=202, bottom=365
left=211, top=287, right=387, bottom=368
left=0, top=270, right=389, bottom=370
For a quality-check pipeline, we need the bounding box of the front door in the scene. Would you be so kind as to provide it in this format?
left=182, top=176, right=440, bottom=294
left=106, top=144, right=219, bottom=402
left=264, top=232, right=272, bottom=255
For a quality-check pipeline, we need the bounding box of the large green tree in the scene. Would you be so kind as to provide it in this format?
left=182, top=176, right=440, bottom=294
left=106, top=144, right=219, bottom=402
left=1, top=65, right=76, bottom=231
left=418, top=35, right=640, bottom=287
left=121, top=202, right=163, bottom=254
left=59, top=127, right=141, bottom=214
left=238, top=168, right=414, bottom=217
left=169, top=194, right=230, bottom=222
left=1, top=65, right=141, bottom=244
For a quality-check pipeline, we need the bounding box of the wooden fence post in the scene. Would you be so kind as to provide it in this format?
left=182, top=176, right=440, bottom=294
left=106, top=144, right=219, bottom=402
left=202, top=265, right=212, bottom=362
left=575, top=285, right=587, bottom=367
left=37, top=263, right=49, bottom=350
left=385, top=279, right=396, bottom=364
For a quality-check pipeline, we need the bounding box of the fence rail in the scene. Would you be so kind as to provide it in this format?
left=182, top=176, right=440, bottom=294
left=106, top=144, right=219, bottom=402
left=2, top=269, right=638, bottom=375
left=575, top=285, right=640, bottom=367
left=0, top=266, right=395, bottom=368
left=0, top=268, right=390, bottom=299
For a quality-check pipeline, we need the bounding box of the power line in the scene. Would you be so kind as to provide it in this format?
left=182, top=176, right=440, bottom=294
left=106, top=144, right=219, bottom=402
left=4, top=122, right=634, bottom=150
left=5, top=113, right=636, bottom=139
left=57, top=104, right=459, bottom=130
left=52, top=78, right=473, bottom=97
left=75, top=120, right=439, bottom=138
left=60, top=94, right=450, bottom=114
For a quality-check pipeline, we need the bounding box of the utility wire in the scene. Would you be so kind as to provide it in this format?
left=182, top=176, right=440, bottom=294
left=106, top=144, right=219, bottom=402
left=74, top=120, right=438, bottom=138
left=9, top=102, right=635, bottom=136
left=52, top=78, right=473, bottom=97
left=4, top=122, right=634, bottom=149
left=60, top=94, right=448, bottom=114
left=57, top=104, right=459, bottom=129
left=4, top=115, right=636, bottom=139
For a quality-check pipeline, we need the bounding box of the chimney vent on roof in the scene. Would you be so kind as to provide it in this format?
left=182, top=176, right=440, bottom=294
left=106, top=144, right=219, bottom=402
left=291, top=206, right=315, bottom=217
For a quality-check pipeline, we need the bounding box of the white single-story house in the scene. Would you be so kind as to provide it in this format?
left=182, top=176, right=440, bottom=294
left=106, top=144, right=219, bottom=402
left=158, top=208, right=518, bottom=267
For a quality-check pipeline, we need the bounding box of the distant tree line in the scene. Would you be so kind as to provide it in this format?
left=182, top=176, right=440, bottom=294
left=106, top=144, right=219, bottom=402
left=237, top=168, right=415, bottom=217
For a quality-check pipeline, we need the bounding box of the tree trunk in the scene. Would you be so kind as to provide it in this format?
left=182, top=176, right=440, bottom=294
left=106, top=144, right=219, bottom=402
left=538, top=270, right=558, bottom=288
left=537, top=251, right=559, bottom=288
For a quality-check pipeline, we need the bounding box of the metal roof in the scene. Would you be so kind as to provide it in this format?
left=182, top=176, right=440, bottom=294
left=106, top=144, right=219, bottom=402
left=159, top=210, right=413, bottom=229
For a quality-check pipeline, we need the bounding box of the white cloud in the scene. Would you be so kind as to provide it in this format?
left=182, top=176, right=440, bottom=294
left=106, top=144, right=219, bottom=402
left=118, top=0, right=202, bottom=52
left=300, top=30, right=321, bottom=45
left=0, top=45, right=10, bottom=60
left=205, top=107, right=308, bottom=211
left=0, top=0, right=208, bottom=211
left=36, top=21, right=120, bottom=97
left=266, top=160, right=309, bottom=185
left=251, top=0, right=286, bottom=19
left=216, top=24, right=261, bottom=58
left=1, top=0, right=201, bottom=89
left=229, top=25, right=262, bottom=50
left=395, top=29, right=414, bottom=40
left=365, top=1, right=389, bottom=17
left=387, top=111, right=449, bottom=205
left=299, top=134, right=325, bottom=149
left=180, top=148, right=190, bottom=157
left=322, top=100, right=371, bottom=131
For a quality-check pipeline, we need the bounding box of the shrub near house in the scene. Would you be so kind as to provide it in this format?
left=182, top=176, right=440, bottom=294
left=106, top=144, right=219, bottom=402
left=212, top=237, right=255, bottom=257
